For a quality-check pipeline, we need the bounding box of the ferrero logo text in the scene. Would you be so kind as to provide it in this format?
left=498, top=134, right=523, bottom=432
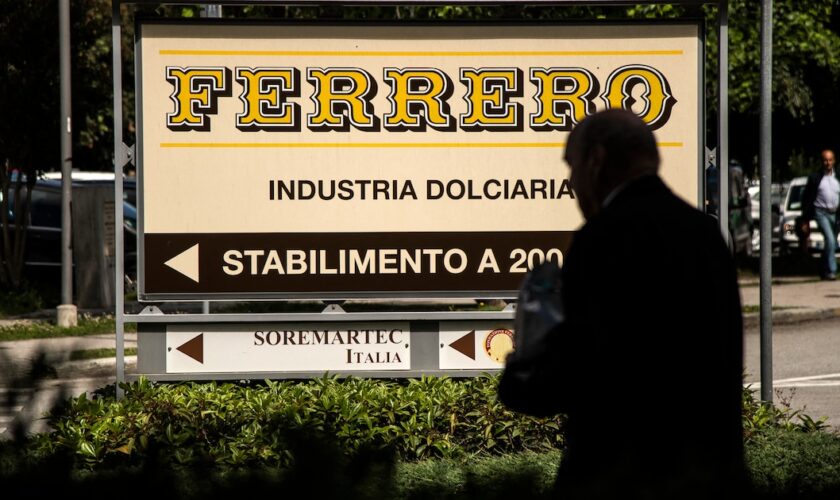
left=164, top=64, right=675, bottom=133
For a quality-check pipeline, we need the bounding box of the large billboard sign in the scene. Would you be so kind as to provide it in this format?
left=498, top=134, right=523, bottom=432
left=136, top=22, right=701, bottom=300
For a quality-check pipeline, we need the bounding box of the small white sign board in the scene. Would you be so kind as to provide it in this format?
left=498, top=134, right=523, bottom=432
left=166, top=322, right=410, bottom=373
left=439, top=321, right=514, bottom=370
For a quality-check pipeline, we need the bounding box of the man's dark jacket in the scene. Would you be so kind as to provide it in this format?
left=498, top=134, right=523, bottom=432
left=500, top=175, right=744, bottom=499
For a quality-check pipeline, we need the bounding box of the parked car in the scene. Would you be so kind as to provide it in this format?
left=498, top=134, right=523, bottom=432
left=778, top=176, right=840, bottom=255
left=41, top=170, right=137, bottom=206
left=705, top=161, right=753, bottom=257
left=746, top=182, right=783, bottom=254
left=1, top=176, right=138, bottom=280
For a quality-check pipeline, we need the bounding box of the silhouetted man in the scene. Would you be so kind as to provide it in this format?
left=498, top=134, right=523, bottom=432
left=499, top=109, right=744, bottom=499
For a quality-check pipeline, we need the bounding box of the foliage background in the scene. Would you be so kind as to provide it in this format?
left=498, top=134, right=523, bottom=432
left=2, top=1, right=839, bottom=290
left=3, top=1, right=840, bottom=180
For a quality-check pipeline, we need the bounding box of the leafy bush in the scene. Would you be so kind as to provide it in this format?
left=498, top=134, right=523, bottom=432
left=26, top=375, right=564, bottom=471
left=746, top=429, right=840, bottom=498
left=742, top=385, right=830, bottom=440
left=19, top=376, right=832, bottom=474
left=2, top=376, right=839, bottom=499
left=0, top=286, right=44, bottom=316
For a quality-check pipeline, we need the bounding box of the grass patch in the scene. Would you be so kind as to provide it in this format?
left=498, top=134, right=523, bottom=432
left=0, top=316, right=137, bottom=342
left=742, top=305, right=795, bottom=314
left=68, top=347, right=137, bottom=361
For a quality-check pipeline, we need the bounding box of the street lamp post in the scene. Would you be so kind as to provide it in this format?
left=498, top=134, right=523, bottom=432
left=57, top=0, right=77, bottom=328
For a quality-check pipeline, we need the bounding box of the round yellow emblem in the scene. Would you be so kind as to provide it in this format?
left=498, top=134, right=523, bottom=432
left=484, top=328, right=515, bottom=363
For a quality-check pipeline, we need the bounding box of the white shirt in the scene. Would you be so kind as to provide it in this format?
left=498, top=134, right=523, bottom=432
left=815, top=172, right=840, bottom=212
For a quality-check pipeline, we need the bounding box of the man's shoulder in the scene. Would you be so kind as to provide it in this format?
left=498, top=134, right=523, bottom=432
left=575, top=186, right=715, bottom=250
left=600, top=178, right=705, bottom=225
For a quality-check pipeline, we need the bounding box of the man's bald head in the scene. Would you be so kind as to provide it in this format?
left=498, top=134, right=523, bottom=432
left=565, top=109, right=660, bottom=219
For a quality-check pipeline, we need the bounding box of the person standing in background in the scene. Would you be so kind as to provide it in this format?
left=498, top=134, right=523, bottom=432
left=801, top=149, right=840, bottom=280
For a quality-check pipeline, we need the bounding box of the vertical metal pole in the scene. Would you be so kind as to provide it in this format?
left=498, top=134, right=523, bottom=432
left=112, top=0, right=126, bottom=400
left=58, top=0, right=77, bottom=328
left=718, top=0, right=729, bottom=243
left=760, top=0, right=774, bottom=404
left=201, top=4, right=220, bottom=318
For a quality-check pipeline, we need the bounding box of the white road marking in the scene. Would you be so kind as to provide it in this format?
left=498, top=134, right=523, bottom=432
left=774, top=372, right=840, bottom=383
left=746, top=372, right=840, bottom=389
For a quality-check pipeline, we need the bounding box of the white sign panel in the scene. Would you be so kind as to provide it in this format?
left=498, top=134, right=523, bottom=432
left=166, top=322, right=411, bottom=373
left=439, top=321, right=514, bottom=370
left=137, top=21, right=702, bottom=299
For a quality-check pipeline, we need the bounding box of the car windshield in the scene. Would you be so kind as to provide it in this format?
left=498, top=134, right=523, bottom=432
left=787, top=185, right=804, bottom=211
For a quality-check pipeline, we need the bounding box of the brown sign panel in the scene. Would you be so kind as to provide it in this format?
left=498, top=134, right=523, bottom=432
left=144, top=231, right=572, bottom=298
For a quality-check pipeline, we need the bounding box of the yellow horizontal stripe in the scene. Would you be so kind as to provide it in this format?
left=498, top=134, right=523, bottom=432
left=160, top=141, right=683, bottom=149
left=159, top=49, right=683, bottom=57
left=162, top=142, right=565, bottom=148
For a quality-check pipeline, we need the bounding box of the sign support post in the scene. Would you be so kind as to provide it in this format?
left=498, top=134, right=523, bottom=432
left=112, top=0, right=126, bottom=398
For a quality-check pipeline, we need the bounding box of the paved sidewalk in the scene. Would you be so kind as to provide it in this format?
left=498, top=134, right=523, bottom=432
left=0, top=333, right=137, bottom=383
left=739, top=277, right=840, bottom=328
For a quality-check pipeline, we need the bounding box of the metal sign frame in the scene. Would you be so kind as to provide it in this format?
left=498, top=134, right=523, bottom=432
left=109, top=0, right=763, bottom=396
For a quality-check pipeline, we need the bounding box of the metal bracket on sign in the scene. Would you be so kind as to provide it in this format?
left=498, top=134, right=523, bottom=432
left=139, top=305, right=164, bottom=315
left=118, top=142, right=135, bottom=168
left=322, top=303, right=346, bottom=314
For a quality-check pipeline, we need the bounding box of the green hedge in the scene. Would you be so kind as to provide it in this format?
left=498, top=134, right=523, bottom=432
left=26, top=375, right=564, bottom=470
left=1, top=376, right=839, bottom=499
left=747, top=429, right=840, bottom=498
left=4, top=439, right=840, bottom=499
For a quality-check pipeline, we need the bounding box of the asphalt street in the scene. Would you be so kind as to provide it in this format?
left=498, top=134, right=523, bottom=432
left=744, top=316, right=840, bottom=430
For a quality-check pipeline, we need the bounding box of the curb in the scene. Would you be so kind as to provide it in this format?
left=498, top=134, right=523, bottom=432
left=55, top=356, right=137, bottom=380
left=743, top=307, right=840, bottom=329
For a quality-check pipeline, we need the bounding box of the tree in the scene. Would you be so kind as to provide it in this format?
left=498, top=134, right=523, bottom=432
left=0, top=0, right=122, bottom=290
left=0, top=0, right=59, bottom=289
left=2, top=2, right=838, bottom=290
left=62, top=1, right=840, bottom=182
left=705, top=0, right=840, bottom=180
